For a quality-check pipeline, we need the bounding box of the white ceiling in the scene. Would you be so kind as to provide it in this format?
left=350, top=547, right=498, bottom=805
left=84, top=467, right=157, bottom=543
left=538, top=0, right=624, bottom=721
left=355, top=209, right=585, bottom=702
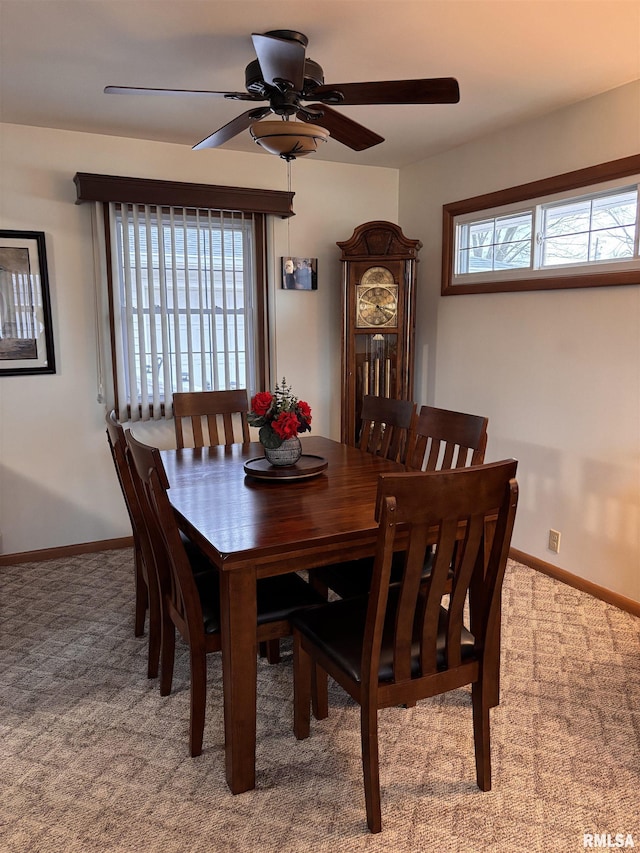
left=1, top=0, right=639, bottom=169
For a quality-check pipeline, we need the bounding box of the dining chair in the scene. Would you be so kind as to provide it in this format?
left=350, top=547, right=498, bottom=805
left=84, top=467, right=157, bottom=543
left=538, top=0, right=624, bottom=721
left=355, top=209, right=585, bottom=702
left=125, top=430, right=328, bottom=758
left=405, top=404, right=488, bottom=472
left=106, top=409, right=215, bottom=678
left=312, top=404, right=489, bottom=601
left=105, top=409, right=158, bottom=675
left=173, top=389, right=251, bottom=449
left=173, top=387, right=288, bottom=663
left=308, top=394, right=414, bottom=602
left=357, top=395, right=416, bottom=464
left=292, top=459, right=518, bottom=833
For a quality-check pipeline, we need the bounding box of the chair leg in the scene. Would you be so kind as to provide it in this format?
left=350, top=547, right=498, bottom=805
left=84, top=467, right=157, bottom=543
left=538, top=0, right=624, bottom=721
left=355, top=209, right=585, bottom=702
left=311, top=665, right=328, bottom=720
left=189, top=647, right=208, bottom=758
left=308, top=570, right=330, bottom=600
left=133, top=546, right=147, bottom=637
left=293, top=632, right=311, bottom=740
left=471, top=678, right=491, bottom=791
left=146, top=616, right=161, bottom=680
left=360, top=700, right=382, bottom=833
left=486, top=610, right=501, bottom=708
left=145, top=569, right=162, bottom=680
left=265, top=639, right=281, bottom=664
left=159, top=613, right=176, bottom=697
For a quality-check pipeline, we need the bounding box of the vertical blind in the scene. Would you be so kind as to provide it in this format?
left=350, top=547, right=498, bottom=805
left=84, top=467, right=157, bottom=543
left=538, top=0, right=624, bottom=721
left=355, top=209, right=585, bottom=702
left=103, top=202, right=258, bottom=421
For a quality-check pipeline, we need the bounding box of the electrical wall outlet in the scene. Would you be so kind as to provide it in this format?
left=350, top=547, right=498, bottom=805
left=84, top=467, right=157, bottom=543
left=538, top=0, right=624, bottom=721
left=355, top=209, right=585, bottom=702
left=548, top=529, right=561, bottom=554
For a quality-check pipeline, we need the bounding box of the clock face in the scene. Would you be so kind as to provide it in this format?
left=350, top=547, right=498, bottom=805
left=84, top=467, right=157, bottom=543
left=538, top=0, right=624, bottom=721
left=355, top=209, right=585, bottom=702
left=356, top=283, right=398, bottom=327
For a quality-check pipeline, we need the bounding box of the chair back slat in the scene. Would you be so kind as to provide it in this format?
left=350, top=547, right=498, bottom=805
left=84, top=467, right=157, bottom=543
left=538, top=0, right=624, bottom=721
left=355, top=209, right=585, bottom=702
left=365, top=460, right=518, bottom=690
left=419, top=517, right=461, bottom=674
left=205, top=414, right=219, bottom=445
left=191, top=413, right=206, bottom=448
left=173, top=389, right=251, bottom=449
left=358, top=395, right=416, bottom=464
left=440, top=512, right=485, bottom=669
left=391, top=519, right=430, bottom=682
left=406, top=406, right=488, bottom=472
left=361, top=495, right=398, bottom=690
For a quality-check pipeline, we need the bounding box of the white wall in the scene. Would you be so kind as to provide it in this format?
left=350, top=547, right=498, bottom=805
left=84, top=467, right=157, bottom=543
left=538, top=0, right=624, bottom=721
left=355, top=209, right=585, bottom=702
left=0, top=123, right=398, bottom=555
left=399, top=80, right=640, bottom=603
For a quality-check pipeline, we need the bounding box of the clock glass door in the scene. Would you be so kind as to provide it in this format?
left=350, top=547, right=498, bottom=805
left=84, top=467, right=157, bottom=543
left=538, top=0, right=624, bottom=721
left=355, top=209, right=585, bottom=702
left=354, top=332, right=398, bottom=427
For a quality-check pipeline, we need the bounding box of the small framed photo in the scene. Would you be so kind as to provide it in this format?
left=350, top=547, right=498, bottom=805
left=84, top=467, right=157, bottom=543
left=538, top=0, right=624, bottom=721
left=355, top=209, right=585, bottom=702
left=0, top=230, right=56, bottom=376
left=281, top=257, right=318, bottom=290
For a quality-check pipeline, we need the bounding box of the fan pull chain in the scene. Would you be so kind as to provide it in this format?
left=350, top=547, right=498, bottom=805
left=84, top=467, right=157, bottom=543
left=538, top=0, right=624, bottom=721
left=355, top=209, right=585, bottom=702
left=286, top=159, right=292, bottom=258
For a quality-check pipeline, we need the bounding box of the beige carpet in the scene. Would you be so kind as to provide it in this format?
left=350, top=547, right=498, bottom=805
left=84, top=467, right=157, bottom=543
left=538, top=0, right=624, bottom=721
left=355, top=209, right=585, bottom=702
left=0, top=550, right=638, bottom=852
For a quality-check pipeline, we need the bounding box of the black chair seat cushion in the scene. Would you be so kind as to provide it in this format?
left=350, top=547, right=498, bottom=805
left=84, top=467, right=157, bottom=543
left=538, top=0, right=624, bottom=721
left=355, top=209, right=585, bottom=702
left=291, top=590, right=475, bottom=683
left=313, top=548, right=438, bottom=600
left=195, top=571, right=326, bottom=636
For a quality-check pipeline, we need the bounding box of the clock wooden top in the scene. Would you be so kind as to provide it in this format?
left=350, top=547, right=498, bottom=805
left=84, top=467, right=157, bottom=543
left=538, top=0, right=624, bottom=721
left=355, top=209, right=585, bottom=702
left=337, top=220, right=422, bottom=259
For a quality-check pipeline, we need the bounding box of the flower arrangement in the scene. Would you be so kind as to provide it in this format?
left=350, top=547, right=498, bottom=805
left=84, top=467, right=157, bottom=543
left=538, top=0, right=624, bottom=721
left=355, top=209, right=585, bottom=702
left=248, top=378, right=312, bottom=449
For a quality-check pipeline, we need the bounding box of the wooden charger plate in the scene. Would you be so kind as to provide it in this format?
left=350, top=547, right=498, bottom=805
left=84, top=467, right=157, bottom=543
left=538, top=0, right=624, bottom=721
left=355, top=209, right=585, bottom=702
left=243, top=454, right=328, bottom=481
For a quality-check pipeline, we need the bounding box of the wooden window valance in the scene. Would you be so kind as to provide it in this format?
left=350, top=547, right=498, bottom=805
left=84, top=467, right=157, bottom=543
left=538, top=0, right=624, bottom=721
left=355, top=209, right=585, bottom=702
left=73, top=172, right=295, bottom=218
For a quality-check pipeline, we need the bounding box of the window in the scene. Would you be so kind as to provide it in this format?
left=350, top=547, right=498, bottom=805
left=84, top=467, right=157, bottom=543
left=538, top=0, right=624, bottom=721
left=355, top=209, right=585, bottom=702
left=540, top=188, right=637, bottom=266
left=455, top=210, right=533, bottom=275
left=114, top=204, right=255, bottom=408
left=442, top=154, right=640, bottom=294
left=74, top=173, right=293, bottom=420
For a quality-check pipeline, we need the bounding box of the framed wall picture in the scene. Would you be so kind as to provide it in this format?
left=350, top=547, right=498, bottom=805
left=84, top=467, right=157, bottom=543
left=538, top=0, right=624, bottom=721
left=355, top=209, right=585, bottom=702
left=281, top=257, right=318, bottom=290
left=0, top=230, right=55, bottom=376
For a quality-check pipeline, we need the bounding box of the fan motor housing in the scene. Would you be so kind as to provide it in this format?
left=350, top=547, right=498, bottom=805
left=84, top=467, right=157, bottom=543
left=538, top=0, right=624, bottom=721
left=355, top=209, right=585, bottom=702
left=244, top=58, right=325, bottom=97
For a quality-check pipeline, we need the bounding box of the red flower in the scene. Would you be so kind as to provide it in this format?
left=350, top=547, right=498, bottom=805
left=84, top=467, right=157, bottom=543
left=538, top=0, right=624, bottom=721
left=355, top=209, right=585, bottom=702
left=272, top=411, right=300, bottom=440
left=297, top=400, right=312, bottom=423
left=251, top=391, right=273, bottom=416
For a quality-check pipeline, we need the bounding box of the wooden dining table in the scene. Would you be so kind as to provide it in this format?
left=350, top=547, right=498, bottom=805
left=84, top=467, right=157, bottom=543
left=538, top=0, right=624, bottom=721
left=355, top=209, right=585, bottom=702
left=159, top=434, right=406, bottom=794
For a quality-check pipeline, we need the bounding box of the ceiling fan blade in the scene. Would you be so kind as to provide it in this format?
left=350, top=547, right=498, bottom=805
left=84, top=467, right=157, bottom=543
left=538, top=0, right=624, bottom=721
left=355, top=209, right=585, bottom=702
left=298, top=105, right=384, bottom=151
left=312, top=77, right=460, bottom=106
left=251, top=33, right=306, bottom=91
left=192, top=107, right=272, bottom=150
left=104, top=85, right=256, bottom=100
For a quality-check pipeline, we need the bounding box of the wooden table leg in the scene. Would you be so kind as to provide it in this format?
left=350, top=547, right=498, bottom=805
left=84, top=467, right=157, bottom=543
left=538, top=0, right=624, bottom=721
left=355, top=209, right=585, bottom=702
left=219, top=567, right=257, bottom=794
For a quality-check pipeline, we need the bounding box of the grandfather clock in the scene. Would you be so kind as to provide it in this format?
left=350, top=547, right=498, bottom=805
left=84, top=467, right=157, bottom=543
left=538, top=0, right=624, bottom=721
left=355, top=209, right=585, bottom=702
left=338, top=221, right=422, bottom=445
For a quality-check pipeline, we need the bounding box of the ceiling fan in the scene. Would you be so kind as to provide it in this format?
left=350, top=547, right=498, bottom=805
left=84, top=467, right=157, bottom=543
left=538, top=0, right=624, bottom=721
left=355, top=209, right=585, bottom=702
left=105, top=29, right=460, bottom=160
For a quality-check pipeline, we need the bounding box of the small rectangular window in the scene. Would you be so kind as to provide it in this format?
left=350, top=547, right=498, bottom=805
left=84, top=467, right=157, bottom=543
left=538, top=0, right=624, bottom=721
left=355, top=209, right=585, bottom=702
left=456, top=211, right=532, bottom=275
left=442, top=155, right=640, bottom=294
left=540, top=188, right=637, bottom=267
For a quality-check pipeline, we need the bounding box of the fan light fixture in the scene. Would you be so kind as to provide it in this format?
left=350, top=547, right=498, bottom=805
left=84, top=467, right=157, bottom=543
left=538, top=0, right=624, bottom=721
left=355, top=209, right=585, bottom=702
left=250, top=120, right=330, bottom=161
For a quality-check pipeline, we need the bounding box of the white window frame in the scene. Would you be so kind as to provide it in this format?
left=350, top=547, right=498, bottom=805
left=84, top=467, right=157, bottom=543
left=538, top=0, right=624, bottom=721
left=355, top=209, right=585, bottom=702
left=442, top=154, right=640, bottom=295
left=454, top=208, right=534, bottom=278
